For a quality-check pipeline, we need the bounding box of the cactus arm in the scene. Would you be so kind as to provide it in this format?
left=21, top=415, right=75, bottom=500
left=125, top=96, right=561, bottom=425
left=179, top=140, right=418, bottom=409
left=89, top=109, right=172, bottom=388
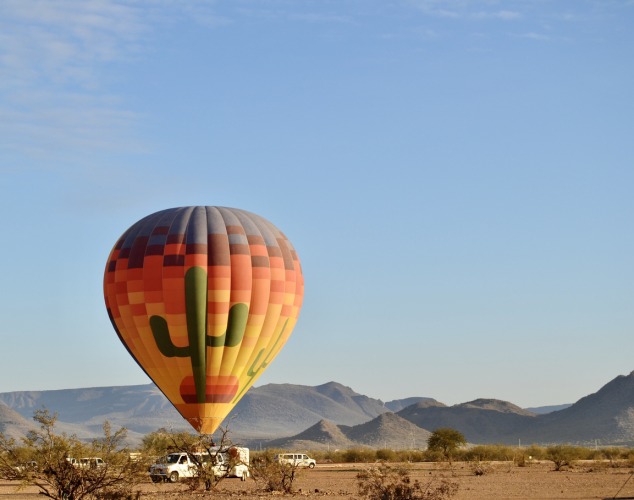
left=206, top=303, right=248, bottom=348
left=233, top=318, right=288, bottom=402
left=150, top=315, right=191, bottom=357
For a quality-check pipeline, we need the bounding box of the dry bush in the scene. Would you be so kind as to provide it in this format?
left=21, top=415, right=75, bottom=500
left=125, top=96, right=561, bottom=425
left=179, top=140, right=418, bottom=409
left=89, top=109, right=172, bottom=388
left=376, top=449, right=397, bottom=462
left=524, top=445, right=547, bottom=461
left=357, top=464, right=458, bottom=500
left=514, top=453, right=528, bottom=467
left=0, top=410, right=146, bottom=500
left=250, top=451, right=301, bottom=493
left=343, top=448, right=377, bottom=463
left=546, top=445, right=581, bottom=471
left=469, top=461, right=493, bottom=476
left=460, top=445, right=515, bottom=462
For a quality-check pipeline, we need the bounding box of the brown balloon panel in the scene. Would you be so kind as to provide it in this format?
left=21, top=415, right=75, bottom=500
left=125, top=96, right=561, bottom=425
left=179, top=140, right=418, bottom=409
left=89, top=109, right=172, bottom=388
left=104, top=206, right=304, bottom=434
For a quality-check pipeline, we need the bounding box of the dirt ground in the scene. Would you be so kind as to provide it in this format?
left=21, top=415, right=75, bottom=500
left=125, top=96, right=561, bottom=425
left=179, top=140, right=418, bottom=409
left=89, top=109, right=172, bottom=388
left=1, top=461, right=633, bottom=499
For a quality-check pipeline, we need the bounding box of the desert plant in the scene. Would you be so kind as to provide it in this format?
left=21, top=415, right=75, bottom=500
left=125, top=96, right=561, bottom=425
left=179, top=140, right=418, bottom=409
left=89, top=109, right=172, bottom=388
left=343, top=448, right=376, bottom=463
left=546, top=445, right=580, bottom=471
left=470, top=461, right=493, bottom=476
left=250, top=451, right=301, bottom=493
left=357, top=463, right=458, bottom=500
left=524, top=444, right=547, bottom=461
left=376, top=449, right=397, bottom=462
left=0, top=409, right=146, bottom=500
left=427, top=429, right=466, bottom=464
left=140, top=428, right=197, bottom=458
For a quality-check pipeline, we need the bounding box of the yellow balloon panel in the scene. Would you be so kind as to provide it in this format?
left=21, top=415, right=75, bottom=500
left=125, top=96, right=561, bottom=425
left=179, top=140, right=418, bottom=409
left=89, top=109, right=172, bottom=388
left=104, top=206, right=304, bottom=434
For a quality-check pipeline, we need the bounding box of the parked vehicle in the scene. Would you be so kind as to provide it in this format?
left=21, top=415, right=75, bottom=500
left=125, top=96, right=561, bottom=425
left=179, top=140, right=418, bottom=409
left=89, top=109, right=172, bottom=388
left=78, top=457, right=106, bottom=469
left=274, top=453, right=316, bottom=468
left=148, top=447, right=250, bottom=483
left=15, top=461, right=38, bottom=472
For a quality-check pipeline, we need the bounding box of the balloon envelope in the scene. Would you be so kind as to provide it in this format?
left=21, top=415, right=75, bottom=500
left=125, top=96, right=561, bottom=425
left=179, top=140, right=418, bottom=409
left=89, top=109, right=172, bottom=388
left=103, top=206, right=304, bottom=434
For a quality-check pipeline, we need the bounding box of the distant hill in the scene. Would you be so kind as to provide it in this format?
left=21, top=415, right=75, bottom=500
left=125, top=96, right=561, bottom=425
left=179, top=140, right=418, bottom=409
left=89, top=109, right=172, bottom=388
left=520, top=371, right=634, bottom=445
left=397, top=399, right=535, bottom=444
left=457, top=399, right=536, bottom=416
left=525, top=404, right=572, bottom=415
left=265, top=419, right=353, bottom=450
left=230, top=382, right=388, bottom=439
left=342, top=412, right=431, bottom=449
left=0, top=401, right=37, bottom=440
left=0, top=384, right=187, bottom=443
left=0, top=381, right=390, bottom=444
left=265, top=412, right=432, bottom=450
left=385, top=397, right=439, bottom=412
left=395, top=372, right=634, bottom=446
left=1, top=371, right=633, bottom=447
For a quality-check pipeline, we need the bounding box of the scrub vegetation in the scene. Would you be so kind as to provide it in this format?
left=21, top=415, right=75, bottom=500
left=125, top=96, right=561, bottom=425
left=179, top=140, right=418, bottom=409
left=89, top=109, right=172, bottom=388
left=0, top=409, right=147, bottom=500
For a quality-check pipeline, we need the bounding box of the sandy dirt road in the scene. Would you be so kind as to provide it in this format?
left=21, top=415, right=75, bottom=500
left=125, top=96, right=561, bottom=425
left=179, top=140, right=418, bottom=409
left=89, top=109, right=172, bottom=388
left=1, top=462, right=633, bottom=499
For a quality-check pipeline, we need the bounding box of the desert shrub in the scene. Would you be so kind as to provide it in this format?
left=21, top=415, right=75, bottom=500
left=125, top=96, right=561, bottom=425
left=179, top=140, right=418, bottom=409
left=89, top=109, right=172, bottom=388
left=357, top=464, right=458, bottom=500
left=0, top=410, right=146, bottom=500
left=343, top=448, right=376, bottom=463
left=546, top=445, right=581, bottom=471
left=597, top=447, right=628, bottom=463
left=461, top=445, right=515, bottom=462
left=422, top=449, right=445, bottom=462
left=376, top=449, right=397, bottom=462
left=396, top=450, right=427, bottom=463
left=311, top=449, right=337, bottom=463
left=470, top=461, right=493, bottom=476
left=524, top=445, right=547, bottom=461
left=250, top=457, right=301, bottom=493
left=514, top=453, right=527, bottom=467
left=140, top=428, right=197, bottom=457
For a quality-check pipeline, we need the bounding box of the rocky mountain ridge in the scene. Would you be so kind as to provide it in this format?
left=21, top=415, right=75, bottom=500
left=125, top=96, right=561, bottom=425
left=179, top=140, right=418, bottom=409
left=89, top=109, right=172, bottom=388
left=1, top=372, right=633, bottom=448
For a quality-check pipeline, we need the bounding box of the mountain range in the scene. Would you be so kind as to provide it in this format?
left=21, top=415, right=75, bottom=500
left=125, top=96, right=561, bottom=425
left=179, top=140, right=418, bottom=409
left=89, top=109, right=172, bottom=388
left=1, top=371, right=633, bottom=448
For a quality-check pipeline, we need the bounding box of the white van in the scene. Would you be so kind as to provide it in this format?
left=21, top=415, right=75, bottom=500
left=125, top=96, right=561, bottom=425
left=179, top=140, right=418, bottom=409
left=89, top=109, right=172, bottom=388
left=274, top=453, right=316, bottom=468
left=78, top=457, right=105, bottom=469
left=149, top=448, right=250, bottom=483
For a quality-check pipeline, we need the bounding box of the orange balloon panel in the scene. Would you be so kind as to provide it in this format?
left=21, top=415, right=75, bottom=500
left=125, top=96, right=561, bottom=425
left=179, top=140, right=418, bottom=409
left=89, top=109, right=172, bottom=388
left=104, top=207, right=304, bottom=434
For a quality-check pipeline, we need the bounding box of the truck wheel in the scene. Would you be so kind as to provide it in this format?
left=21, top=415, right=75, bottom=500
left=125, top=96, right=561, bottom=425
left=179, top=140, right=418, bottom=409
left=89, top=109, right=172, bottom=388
left=151, top=476, right=162, bottom=483
left=309, top=463, right=315, bottom=469
left=168, top=471, right=179, bottom=483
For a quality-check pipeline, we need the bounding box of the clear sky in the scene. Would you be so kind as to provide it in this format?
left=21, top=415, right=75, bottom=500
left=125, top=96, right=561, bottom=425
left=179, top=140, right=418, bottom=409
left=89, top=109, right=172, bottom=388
left=1, top=0, right=632, bottom=409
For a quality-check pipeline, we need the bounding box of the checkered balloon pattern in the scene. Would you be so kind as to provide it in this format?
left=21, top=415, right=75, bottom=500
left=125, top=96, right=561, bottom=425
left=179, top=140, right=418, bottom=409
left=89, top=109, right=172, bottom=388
left=104, top=206, right=304, bottom=434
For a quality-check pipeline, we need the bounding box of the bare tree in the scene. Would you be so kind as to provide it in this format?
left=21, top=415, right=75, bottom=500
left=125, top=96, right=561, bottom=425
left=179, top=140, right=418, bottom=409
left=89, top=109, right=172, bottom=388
left=0, top=409, right=146, bottom=500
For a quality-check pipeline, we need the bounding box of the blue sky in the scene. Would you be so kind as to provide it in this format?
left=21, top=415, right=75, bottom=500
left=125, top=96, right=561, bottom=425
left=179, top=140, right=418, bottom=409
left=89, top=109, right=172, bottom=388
left=1, top=0, right=632, bottom=409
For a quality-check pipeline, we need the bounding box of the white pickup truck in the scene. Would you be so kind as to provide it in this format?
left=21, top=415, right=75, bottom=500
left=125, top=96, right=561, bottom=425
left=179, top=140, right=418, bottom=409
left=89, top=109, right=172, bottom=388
left=149, top=447, right=250, bottom=483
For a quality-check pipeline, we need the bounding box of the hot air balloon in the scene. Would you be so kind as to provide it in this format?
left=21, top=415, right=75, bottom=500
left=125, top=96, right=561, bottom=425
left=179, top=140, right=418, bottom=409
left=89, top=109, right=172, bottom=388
left=103, top=206, right=304, bottom=434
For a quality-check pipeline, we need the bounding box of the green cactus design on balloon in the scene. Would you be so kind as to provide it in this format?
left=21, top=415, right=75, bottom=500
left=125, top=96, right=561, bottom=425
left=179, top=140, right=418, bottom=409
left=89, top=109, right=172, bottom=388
left=232, top=318, right=288, bottom=403
left=149, top=266, right=248, bottom=404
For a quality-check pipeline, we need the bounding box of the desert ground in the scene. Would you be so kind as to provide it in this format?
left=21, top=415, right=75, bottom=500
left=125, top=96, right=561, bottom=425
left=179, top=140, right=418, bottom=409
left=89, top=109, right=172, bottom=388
left=1, top=461, right=633, bottom=499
